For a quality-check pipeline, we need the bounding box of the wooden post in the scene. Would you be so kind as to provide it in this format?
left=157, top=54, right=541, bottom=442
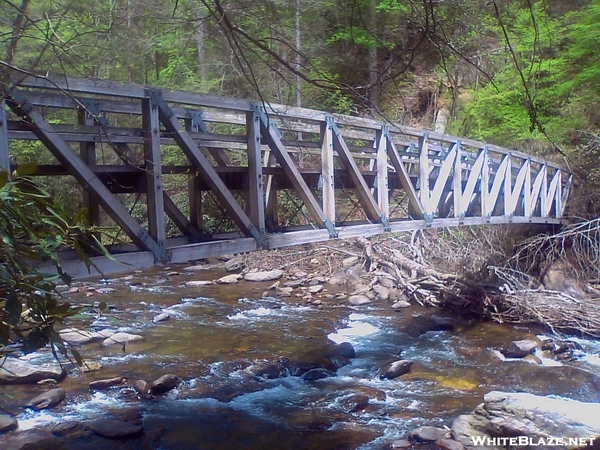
left=188, top=176, right=204, bottom=234
left=480, top=147, right=489, bottom=219
left=142, top=94, right=167, bottom=260
left=247, top=106, right=266, bottom=245
left=452, top=141, right=462, bottom=219
left=376, top=126, right=390, bottom=228
left=418, top=133, right=431, bottom=220
left=321, top=118, right=336, bottom=231
left=77, top=102, right=101, bottom=227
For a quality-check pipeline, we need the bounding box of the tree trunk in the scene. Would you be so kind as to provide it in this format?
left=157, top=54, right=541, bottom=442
left=194, top=0, right=207, bottom=82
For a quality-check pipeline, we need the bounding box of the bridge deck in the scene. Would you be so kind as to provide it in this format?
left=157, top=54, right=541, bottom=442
left=0, top=75, right=571, bottom=278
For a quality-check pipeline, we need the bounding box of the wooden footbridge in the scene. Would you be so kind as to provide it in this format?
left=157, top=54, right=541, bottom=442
left=0, top=75, right=571, bottom=278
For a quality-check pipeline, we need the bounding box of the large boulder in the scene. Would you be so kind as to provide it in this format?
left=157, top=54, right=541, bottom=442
left=452, top=391, right=600, bottom=449
left=0, top=414, right=17, bottom=433
left=0, top=358, right=65, bottom=384
left=150, top=374, right=180, bottom=395
left=87, top=419, right=143, bottom=438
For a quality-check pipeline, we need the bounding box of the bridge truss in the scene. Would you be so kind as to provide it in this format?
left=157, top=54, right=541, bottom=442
left=0, top=75, right=571, bottom=277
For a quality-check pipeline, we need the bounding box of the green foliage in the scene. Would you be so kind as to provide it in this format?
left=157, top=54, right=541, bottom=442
left=0, top=168, right=115, bottom=360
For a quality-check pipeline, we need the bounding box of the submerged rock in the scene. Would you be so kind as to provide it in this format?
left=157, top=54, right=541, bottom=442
left=501, top=339, right=538, bottom=358
left=150, top=374, right=180, bottom=395
left=330, top=342, right=356, bottom=359
left=0, top=414, right=18, bottom=433
left=89, top=377, right=126, bottom=390
left=102, top=332, right=144, bottom=347
left=381, top=360, right=413, bottom=379
left=0, top=358, right=65, bottom=384
left=24, top=388, right=66, bottom=410
left=452, top=391, right=600, bottom=449
left=87, top=419, right=143, bottom=439
left=152, top=313, right=171, bottom=323
left=340, top=394, right=369, bottom=413
left=302, top=368, right=335, bottom=381
left=410, top=425, right=451, bottom=442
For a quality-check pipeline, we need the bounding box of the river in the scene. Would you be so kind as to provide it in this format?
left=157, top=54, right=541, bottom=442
left=3, top=264, right=600, bottom=449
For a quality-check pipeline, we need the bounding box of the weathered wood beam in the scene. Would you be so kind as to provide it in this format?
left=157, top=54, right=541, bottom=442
left=149, top=89, right=261, bottom=241
left=376, top=126, right=390, bottom=228
left=3, top=87, right=164, bottom=260
left=329, top=118, right=384, bottom=225
left=142, top=96, right=167, bottom=260
left=246, top=106, right=266, bottom=245
left=255, top=107, right=335, bottom=236
left=452, top=142, right=462, bottom=219
left=320, top=119, right=336, bottom=228
left=0, top=99, right=9, bottom=177
left=77, top=102, right=101, bottom=228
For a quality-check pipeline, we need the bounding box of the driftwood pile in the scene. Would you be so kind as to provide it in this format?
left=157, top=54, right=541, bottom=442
left=354, top=230, right=600, bottom=339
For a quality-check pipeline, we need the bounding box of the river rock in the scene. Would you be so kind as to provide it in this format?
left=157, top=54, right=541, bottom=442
left=284, top=279, right=303, bottom=288
left=330, top=342, right=356, bottom=359
left=52, top=421, right=84, bottom=437
left=0, top=430, right=61, bottom=450
left=410, top=425, right=451, bottom=442
left=435, top=438, right=465, bottom=450
left=217, top=274, right=243, bottom=284
left=381, top=360, right=413, bottom=379
left=542, top=260, right=588, bottom=300
left=59, top=329, right=107, bottom=345
left=87, top=419, right=143, bottom=438
left=373, top=284, right=390, bottom=300
left=302, top=368, right=335, bottom=381
left=185, top=280, right=213, bottom=287
left=89, top=377, right=126, bottom=390
left=152, top=313, right=171, bottom=323
left=150, top=374, right=180, bottom=395
left=452, top=391, right=600, bottom=449
left=225, top=256, right=244, bottom=272
left=388, top=439, right=412, bottom=449
left=102, top=332, right=144, bottom=347
left=342, top=256, right=359, bottom=268
left=0, top=358, right=65, bottom=384
left=244, top=270, right=283, bottom=282
left=24, top=388, right=66, bottom=410
left=378, top=276, right=396, bottom=289
left=391, top=300, right=411, bottom=309
left=0, top=414, right=17, bottom=433
left=501, top=339, right=537, bottom=358
left=348, top=295, right=371, bottom=306
left=308, top=285, right=323, bottom=294
left=430, top=315, right=455, bottom=332
left=340, top=394, right=369, bottom=413
left=327, top=271, right=346, bottom=286
left=134, top=380, right=150, bottom=396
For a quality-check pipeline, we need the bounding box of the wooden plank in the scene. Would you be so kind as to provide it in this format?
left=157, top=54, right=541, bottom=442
left=4, top=87, right=164, bottom=259
left=376, top=126, right=390, bottom=225
left=321, top=119, right=336, bottom=227
left=246, top=107, right=266, bottom=244
left=169, top=238, right=258, bottom=264
left=330, top=119, right=383, bottom=223
left=255, top=107, right=332, bottom=234
left=0, top=99, right=10, bottom=176
left=142, top=96, right=167, bottom=260
left=151, top=90, right=261, bottom=241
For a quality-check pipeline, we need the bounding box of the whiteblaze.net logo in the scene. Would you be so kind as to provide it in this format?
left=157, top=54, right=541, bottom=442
left=470, top=436, right=597, bottom=447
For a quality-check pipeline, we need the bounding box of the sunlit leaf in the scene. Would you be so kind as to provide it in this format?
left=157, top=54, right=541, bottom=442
left=15, top=162, right=38, bottom=176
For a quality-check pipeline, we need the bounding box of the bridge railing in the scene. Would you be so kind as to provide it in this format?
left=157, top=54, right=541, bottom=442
left=1, top=74, right=571, bottom=268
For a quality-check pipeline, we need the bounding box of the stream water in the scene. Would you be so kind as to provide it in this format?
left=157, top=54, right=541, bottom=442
left=3, top=265, right=600, bottom=449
